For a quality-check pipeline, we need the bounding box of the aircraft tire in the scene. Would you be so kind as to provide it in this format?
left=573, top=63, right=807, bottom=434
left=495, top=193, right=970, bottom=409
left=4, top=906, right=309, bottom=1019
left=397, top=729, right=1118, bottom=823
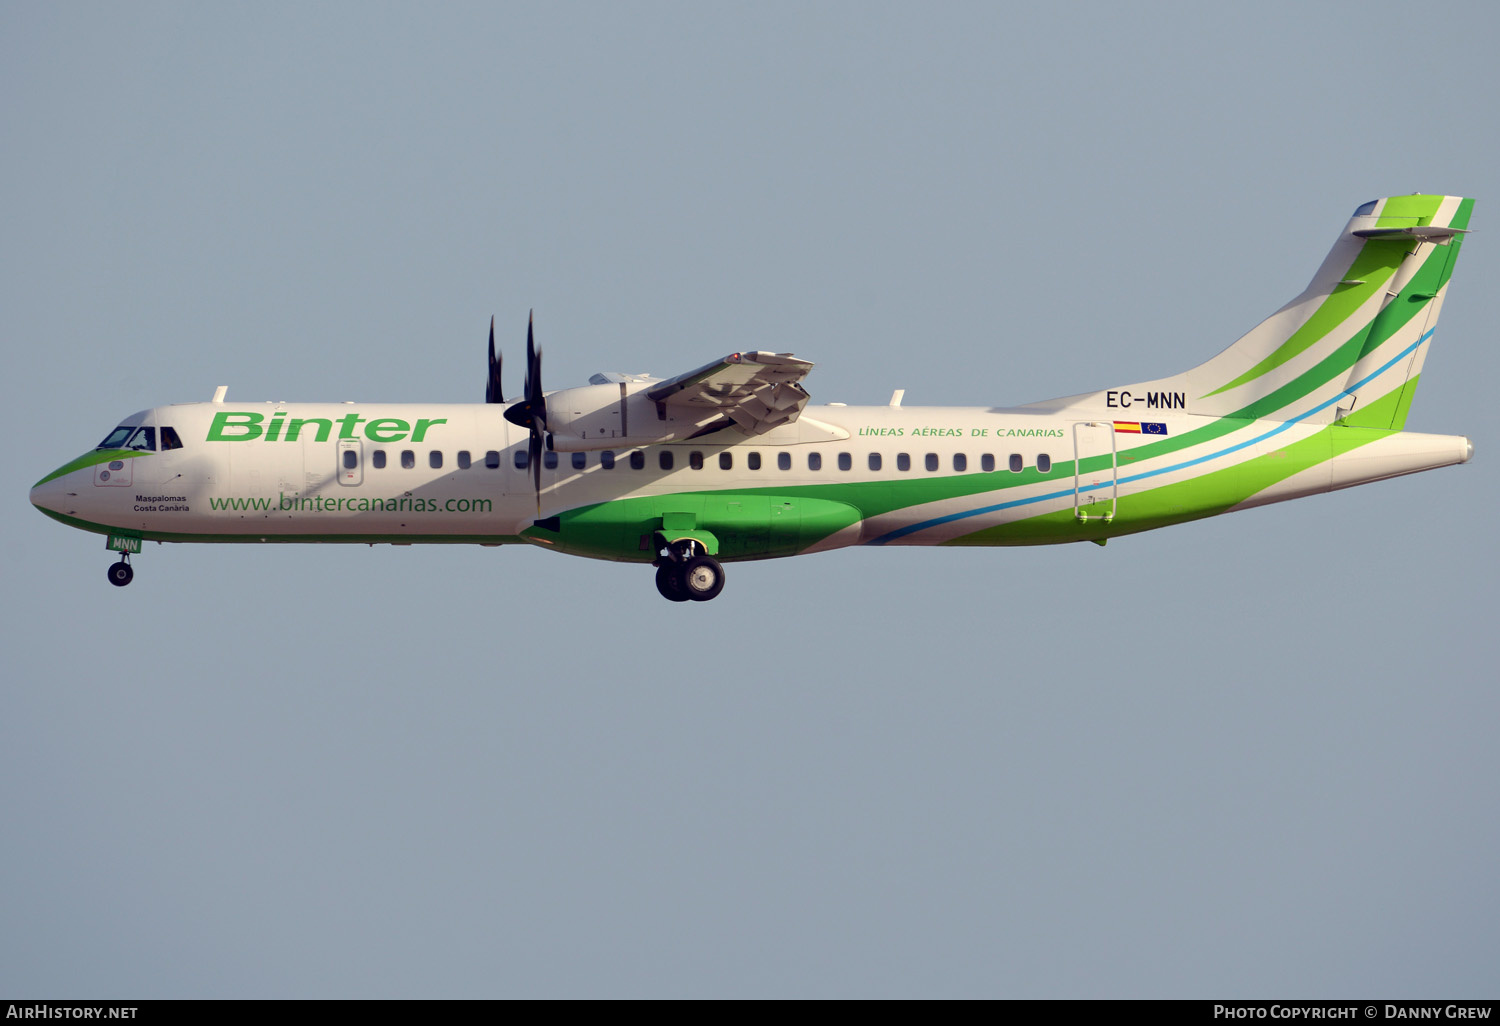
left=655, top=562, right=690, bottom=602
left=680, top=555, right=725, bottom=602
left=108, top=561, right=134, bottom=587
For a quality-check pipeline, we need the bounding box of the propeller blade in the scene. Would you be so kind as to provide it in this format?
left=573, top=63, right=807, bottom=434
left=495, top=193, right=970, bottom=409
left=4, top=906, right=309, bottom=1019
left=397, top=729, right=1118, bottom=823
left=496, top=311, right=548, bottom=514
left=531, top=424, right=543, bottom=513
left=525, top=310, right=543, bottom=408
left=504, top=310, right=547, bottom=432
left=485, top=316, right=504, bottom=403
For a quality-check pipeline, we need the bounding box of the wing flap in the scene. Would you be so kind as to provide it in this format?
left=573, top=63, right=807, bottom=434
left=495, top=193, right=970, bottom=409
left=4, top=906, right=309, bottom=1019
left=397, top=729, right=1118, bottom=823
left=646, top=351, right=814, bottom=436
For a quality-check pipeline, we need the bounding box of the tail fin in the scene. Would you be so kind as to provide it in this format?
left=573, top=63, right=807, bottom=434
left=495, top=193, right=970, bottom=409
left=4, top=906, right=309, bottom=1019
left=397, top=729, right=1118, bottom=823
left=1028, top=195, right=1473, bottom=428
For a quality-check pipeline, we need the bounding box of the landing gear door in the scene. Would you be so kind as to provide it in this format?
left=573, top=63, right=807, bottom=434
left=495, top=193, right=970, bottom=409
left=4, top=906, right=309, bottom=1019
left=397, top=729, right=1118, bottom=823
left=1073, top=421, right=1117, bottom=523
left=337, top=439, right=363, bottom=486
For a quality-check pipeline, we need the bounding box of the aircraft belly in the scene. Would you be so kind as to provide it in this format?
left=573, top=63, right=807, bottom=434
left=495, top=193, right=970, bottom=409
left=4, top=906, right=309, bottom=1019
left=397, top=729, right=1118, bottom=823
left=537, top=492, right=863, bottom=563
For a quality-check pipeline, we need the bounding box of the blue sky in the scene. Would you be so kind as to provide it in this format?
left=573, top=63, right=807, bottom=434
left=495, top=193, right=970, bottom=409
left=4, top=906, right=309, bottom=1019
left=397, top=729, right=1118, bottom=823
left=4, top=1, right=1497, bottom=997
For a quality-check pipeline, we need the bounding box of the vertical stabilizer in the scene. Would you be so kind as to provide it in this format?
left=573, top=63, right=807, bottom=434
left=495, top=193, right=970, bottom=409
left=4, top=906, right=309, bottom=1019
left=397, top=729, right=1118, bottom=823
left=1026, top=195, right=1473, bottom=427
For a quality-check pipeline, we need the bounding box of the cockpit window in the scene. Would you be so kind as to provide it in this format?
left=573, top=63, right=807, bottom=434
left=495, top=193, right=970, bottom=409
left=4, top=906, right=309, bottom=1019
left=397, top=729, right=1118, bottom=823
left=98, top=426, right=135, bottom=449
left=159, top=426, right=183, bottom=451
left=123, top=427, right=156, bottom=452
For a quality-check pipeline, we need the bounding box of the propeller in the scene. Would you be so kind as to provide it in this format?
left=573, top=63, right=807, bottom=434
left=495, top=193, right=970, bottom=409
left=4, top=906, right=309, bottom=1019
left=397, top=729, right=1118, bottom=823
left=502, top=311, right=547, bottom=511
left=485, top=316, right=503, bottom=403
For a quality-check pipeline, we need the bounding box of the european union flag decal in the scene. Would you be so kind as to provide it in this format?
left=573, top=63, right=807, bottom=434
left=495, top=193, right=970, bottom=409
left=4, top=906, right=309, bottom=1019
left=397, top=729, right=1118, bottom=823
left=1116, top=421, right=1169, bottom=435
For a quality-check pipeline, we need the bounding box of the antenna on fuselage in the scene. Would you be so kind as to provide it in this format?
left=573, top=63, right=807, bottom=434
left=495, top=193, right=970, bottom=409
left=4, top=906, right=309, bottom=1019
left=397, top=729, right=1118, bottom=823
left=212, top=386, right=227, bottom=403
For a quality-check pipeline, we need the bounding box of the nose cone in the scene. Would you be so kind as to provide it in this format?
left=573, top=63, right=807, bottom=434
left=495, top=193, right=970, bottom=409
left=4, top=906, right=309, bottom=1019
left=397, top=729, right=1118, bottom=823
left=31, top=476, right=66, bottom=515
left=31, top=467, right=79, bottom=519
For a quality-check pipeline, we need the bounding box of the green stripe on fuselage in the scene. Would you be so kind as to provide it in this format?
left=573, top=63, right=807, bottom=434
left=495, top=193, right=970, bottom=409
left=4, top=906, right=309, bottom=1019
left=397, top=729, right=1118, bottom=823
left=533, top=492, right=864, bottom=562
left=946, top=390, right=1410, bottom=546
left=33, top=449, right=147, bottom=487
left=30, top=507, right=525, bottom=545
left=540, top=315, right=1439, bottom=558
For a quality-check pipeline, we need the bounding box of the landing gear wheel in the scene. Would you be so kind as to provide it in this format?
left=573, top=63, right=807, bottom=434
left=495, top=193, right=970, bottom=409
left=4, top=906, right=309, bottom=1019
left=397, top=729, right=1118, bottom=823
left=679, top=555, right=725, bottom=602
left=655, top=562, right=690, bottom=602
left=107, top=560, right=134, bottom=587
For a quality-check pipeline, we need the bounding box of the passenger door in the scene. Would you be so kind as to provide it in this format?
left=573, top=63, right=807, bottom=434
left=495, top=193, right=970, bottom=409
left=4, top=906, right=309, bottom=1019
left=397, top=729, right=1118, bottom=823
left=1072, top=421, right=1117, bottom=523
left=337, top=439, right=363, bottom=486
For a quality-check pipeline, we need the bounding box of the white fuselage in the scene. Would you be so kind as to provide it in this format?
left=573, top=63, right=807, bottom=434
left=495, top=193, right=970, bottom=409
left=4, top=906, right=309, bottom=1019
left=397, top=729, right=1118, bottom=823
left=31, top=398, right=1472, bottom=557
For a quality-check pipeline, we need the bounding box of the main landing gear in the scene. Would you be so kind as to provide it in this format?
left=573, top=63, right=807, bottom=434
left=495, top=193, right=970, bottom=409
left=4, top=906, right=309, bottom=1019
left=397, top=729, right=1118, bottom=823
left=107, top=555, right=134, bottom=587
left=653, top=542, right=725, bottom=603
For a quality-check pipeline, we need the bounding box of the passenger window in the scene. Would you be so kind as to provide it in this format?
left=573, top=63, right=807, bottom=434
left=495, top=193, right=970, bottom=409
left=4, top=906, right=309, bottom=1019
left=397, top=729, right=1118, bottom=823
left=514, top=450, right=529, bottom=469
left=1009, top=453, right=1023, bottom=473
left=689, top=451, right=704, bottom=470
left=897, top=453, right=911, bottom=472
left=924, top=453, right=938, bottom=472
left=1038, top=454, right=1052, bottom=473
left=718, top=452, right=732, bottom=470
left=544, top=451, right=559, bottom=470
left=953, top=453, right=967, bottom=472
left=748, top=452, right=762, bottom=471
left=486, top=450, right=501, bottom=469
left=125, top=427, right=156, bottom=452
left=601, top=450, right=616, bottom=469
left=159, top=427, right=183, bottom=451
left=572, top=452, right=587, bottom=470
left=430, top=451, right=443, bottom=470
left=659, top=451, right=673, bottom=470
left=777, top=452, right=791, bottom=471
left=808, top=452, right=822, bottom=471
left=373, top=450, right=387, bottom=469
left=401, top=450, right=415, bottom=469
left=457, top=450, right=471, bottom=470
left=838, top=453, right=852, bottom=471
left=981, top=454, right=995, bottom=472
left=343, top=450, right=358, bottom=470
left=868, top=453, right=882, bottom=471
left=630, top=451, right=645, bottom=470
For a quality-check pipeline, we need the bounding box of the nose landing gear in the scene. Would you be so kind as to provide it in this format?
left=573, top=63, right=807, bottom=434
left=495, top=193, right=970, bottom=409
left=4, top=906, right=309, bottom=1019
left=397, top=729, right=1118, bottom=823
left=107, top=556, right=134, bottom=587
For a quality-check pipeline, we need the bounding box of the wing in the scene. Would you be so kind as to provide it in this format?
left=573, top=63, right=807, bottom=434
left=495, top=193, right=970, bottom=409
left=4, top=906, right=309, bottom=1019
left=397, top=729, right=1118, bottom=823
left=645, top=351, right=814, bottom=436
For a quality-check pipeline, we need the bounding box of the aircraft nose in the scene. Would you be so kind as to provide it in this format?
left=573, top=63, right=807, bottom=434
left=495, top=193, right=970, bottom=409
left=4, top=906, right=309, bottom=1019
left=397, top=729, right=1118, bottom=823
left=30, top=472, right=74, bottom=516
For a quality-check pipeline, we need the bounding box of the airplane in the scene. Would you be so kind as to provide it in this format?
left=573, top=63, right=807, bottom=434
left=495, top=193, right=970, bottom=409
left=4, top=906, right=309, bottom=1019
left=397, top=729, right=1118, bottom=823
left=30, top=194, right=1475, bottom=602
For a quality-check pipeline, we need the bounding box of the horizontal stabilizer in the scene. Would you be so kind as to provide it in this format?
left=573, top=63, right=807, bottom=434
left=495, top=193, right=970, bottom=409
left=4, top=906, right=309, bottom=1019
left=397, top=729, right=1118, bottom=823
left=1353, top=225, right=1468, bottom=242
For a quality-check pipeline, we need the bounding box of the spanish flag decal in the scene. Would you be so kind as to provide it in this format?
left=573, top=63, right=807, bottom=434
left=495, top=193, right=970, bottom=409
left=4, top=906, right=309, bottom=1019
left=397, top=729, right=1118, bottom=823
left=1114, top=421, right=1168, bottom=435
